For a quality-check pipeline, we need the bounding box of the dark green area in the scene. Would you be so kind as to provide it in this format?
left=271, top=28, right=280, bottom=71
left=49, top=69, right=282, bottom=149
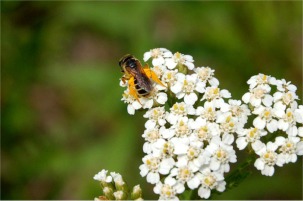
left=1, top=1, right=302, bottom=199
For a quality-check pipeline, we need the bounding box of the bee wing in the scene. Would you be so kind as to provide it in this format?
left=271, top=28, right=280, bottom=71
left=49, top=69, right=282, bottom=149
left=136, top=66, right=153, bottom=92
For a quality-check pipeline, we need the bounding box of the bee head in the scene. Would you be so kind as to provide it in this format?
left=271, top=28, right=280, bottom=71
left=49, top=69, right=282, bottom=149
left=119, top=54, right=138, bottom=73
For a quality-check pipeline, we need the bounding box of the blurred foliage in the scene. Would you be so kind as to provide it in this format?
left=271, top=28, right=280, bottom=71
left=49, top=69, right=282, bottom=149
left=1, top=1, right=302, bottom=200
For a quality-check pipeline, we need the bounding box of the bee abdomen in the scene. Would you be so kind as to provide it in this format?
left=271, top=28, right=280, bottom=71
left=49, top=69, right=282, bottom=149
left=134, top=78, right=150, bottom=97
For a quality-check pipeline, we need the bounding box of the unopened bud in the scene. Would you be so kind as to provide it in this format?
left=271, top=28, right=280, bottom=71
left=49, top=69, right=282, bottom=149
left=111, top=172, right=128, bottom=196
left=103, top=187, right=115, bottom=200
left=131, top=185, right=142, bottom=200
left=113, top=190, right=127, bottom=200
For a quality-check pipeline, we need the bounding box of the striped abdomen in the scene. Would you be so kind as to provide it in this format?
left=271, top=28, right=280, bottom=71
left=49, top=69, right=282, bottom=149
left=134, top=77, right=152, bottom=97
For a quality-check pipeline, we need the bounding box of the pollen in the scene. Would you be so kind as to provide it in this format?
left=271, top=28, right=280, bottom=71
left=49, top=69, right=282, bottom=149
left=203, top=175, right=216, bottom=187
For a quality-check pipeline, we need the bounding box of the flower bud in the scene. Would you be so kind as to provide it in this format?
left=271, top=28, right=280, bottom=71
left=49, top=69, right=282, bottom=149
left=131, top=185, right=142, bottom=200
left=103, top=187, right=115, bottom=200
left=111, top=172, right=128, bottom=195
left=113, top=190, right=127, bottom=200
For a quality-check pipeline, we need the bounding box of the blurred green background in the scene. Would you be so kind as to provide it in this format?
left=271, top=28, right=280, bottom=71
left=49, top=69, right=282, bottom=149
left=1, top=1, right=302, bottom=200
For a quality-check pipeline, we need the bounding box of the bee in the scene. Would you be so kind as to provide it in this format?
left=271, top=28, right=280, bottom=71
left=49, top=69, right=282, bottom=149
left=119, top=54, right=165, bottom=103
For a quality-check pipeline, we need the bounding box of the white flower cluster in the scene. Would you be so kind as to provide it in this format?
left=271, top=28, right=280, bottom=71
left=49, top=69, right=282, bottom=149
left=136, top=48, right=251, bottom=200
left=239, top=74, right=303, bottom=176
left=119, top=48, right=303, bottom=200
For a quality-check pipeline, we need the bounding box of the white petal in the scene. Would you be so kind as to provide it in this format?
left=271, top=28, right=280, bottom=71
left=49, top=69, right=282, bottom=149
left=242, top=92, right=251, bottom=103
left=175, top=183, right=185, bottom=194
left=262, top=165, right=274, bottom=176
left=187, top=176, right=200, bottom=189
left=196, top=82, right=206, bottom=93
left=220, top=89, right=231, bottom=98
left=278, top=119, right=288, bottom=131
left=184, top=93, right=198, bottom=105
left=267, top=142, right=278, bottom=151
left=159, top=158, right=175, bottom=174
left=198, top=187, right=211, bottom=199
left=252, top=140, right=265, bottom=152
left=262, top=95, right=273, bottom=107
left=210, top=158, right=220, bottom=171
left=143, top=52, right=151, bottom=61
left=236, top=137, right=248, bottom=150
left=216, top=181, right=226, bottom=192
left=267, top=119, right=278, bottom=133
left=145, top=120, right=156, bottom=129
left=127, top=105, right=135, bottom=115
left=185, top=61, right=195, bottom=70
left=253, top=117, right=266, bottom=129
left=209, top=77, right=219, bottom=86
left=222, top=133, right=234, bottom=145
left=171, top=82, right=183, bottom=94
left=147, top=172, right=160, bottom=184
left=296, top=141, right=303, bottom=155
left=254, top=158, right=265, bottom=170
left=152, top=57, right=165, bottom=66
left=132, top=101, right=142, bottom=109
left=166, top=58, right=177, bottom=69
left=139, top=165, right=149, bottom=177
left=156, top=93, right=168, bottom=104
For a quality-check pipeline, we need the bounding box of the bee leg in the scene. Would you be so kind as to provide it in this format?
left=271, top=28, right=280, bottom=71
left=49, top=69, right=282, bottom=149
left=121, top=76, right=127, bottom=84
left=129, top=77, right=142, bottom=105
left=144, top=68, right=166, bottom=87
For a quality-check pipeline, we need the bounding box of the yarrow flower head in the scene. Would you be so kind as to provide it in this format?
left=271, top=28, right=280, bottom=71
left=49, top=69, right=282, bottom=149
left=238, top=73, right=303, bottom=176
left=118, top=48, right=248, bottom=200
left=117, top=49, right=302, bottom=200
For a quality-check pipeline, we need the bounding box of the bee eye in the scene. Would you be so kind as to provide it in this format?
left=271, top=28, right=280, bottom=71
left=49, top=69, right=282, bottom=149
left=128, top=60, right=137, bottom=68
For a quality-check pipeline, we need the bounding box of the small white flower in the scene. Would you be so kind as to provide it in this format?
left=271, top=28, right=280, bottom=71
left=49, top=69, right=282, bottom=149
left=93, top=169, right=112, bottom=183
left=162, top=69, right=179, bottom=86
left=273, top=91, right=298, bottom=107
left=190, top=122, right=218, bottom=145
left=197, top=168, right=226, bottom=199
left=142, top=127, right=162, bottom=154
left=247, top=74, right=276, bottom=89
left=277, top=108, right=298, bottom=136
left=242, top=84, right=272, bottom=107
left=276, top=79, right=297, bottom=92
left=166, top=102, right=195, bottom=125
left=216, top=113, right=238, bottom=136
left=171, top=73, right=202, bottom=105
left=144, top=107, right=167, bottom=129
left=175, top=143, right=210, bottom=173
left=294, top=105, right=303, bottom=124
left=224, top=99, right=251, bottom=125
left=169, top=116, right=194, bottom=138
left=236, top=127, right=267, bottom=151
left=275, top=136, right=302, bottom=164
left=141, top=90, right=168, bottom=110
left=202, top=86, right=231, bottom=108
left=170, top=166, right=200, bottom=190
left=195, top=101, right=218, bottom=123
left=253, top=106, right=278, bottom=133
left=254, top=142, right=282, bottom=176
left=194, top=66, right=219, bottom=86
left=206, top=138, right=237, bottom=173
left=165, top=52, right=194, bottom=70
left=121, top=90, right=142, bottom=115
left=144, top=48, right=173, bottom=67
left=153, top=177, right=185, bottom=200
left=153, top=139, right=175, bottom=159
left=140, top=155, right=174, bottom=184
